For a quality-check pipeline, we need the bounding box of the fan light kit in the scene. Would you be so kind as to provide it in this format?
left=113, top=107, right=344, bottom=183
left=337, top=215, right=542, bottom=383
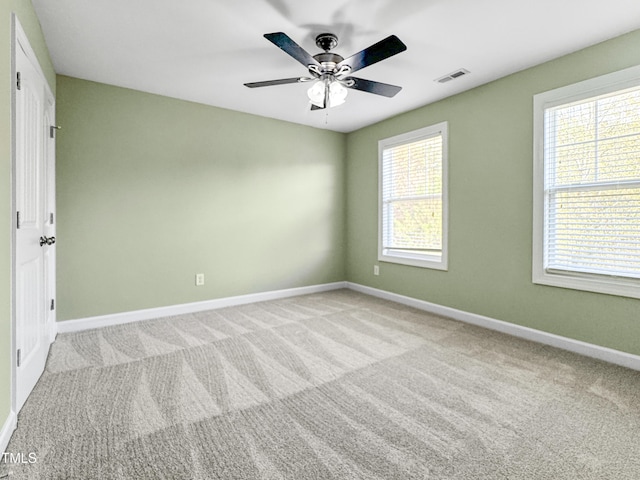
left=307, top=76, right=348, bottom=108
left=245, top=32, right=407, bottom=110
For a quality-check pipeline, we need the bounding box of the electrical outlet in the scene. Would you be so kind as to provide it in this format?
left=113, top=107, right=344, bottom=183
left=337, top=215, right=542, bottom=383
left=195, top=273, right=205, bottom=286
left=373, top=265, right=380, bottom=276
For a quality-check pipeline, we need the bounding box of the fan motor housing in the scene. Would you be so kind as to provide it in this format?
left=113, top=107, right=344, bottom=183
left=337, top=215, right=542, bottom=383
left=313, top=36, right=344, bottom=74
left=313, top=52, right=344, bottom=65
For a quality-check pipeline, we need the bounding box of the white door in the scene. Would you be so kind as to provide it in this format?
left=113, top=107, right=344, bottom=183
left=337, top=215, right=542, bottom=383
left=15, top=26, right=56, bottom=412
left=43, top=97, right=57, bottom=344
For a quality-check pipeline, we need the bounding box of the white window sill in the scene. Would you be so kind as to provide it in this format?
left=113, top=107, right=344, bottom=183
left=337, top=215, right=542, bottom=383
left=533, top=269, right=640, bottom=300
left=379, top=250, right=448, bottom=271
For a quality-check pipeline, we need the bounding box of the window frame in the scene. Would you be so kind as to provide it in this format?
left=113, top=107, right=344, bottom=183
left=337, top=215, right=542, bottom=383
left=378, top=122, right=449, bottom=270
left=532, top=64, right=640, bottom=299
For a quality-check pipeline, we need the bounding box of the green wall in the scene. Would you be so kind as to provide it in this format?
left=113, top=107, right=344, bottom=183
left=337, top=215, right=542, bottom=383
left=346, top=29, right=640, bottom=356
left=1, top=0, right=54, bottom=435
left=56, top=76, right=346, bottom=321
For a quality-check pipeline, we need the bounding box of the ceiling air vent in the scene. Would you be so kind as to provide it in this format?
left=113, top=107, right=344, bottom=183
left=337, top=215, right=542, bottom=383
left=435, top=69, right=470, bottom=84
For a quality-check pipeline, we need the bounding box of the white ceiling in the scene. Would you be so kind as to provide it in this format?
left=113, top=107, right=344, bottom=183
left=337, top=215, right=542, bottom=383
left=33, top=0, right=640, bottom=133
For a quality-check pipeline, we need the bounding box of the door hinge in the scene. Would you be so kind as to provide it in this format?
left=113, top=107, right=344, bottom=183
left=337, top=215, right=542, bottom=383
left=50, top=212, right=54, bottom=224
left=17, top=349, right=21, bottom=367
left=16, top=72, right=21, bottom=90
left=17, top=211, right=21, bottom=229
left=51, top=299, right=55, bottom=311
left=50, top=125, right=61, bottom=138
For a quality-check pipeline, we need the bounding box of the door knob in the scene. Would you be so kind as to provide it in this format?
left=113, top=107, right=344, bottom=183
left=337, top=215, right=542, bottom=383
left=39, top=236, right=56, bottom=246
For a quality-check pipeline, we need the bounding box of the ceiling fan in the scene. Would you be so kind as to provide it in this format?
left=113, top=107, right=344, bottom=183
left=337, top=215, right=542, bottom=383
left=244, top=32, right=407, bottom=110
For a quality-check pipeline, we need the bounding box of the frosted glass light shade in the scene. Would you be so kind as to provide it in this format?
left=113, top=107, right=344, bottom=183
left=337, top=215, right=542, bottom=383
left=307, top=81, right=326, bottom=107
left=329, top=81, right=347, bottom=107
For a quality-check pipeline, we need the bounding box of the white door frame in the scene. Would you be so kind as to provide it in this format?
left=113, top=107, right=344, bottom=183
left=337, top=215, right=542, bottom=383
left=10, top=14, right=57, bottom=421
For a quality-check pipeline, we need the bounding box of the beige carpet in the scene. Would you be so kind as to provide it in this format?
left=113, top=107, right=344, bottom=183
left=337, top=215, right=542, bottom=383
left=2, top=289, right=639, bottom=479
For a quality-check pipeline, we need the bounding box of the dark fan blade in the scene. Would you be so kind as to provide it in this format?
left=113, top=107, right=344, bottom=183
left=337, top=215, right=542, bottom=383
left=264, top=32, right=321, bottom=68
left=310, top=104, right=325, bottom=111
left=338, top=35, right=406, bottom=74
left=244, top=78, right=304, bottom=88
left=346, top=77, right=402, bottom=97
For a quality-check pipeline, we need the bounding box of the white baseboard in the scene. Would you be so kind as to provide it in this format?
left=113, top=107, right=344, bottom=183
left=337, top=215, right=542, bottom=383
left=49, top=319, right=57, bottom=343
left=347, top=282, right=640, bottom=372
left=0, top=411, right=17, bottom=454
left=54, top=279, right=640, bottom=371
left=56, top=282, right=347, bottom=334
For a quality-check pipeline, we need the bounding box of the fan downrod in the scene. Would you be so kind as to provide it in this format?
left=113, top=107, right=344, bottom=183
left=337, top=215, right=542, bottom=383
left=315, top=33, right=338, bottom=52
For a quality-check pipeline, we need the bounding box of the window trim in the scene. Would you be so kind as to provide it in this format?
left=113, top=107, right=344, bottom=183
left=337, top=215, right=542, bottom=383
left=532, top=64, right=640, bottom=299
left=378, top=122, right=449, bottom=270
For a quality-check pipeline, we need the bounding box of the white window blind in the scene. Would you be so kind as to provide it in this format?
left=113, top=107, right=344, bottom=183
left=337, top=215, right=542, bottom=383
left=543, top=86, right=640, bottom=281
left=379, top=123, right=447, bottom=269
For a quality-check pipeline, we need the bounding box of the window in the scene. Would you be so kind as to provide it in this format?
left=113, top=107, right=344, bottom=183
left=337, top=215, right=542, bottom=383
left=378, top=122, right=448, bottom=270
left=533, top=65, right=640, bottom=298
